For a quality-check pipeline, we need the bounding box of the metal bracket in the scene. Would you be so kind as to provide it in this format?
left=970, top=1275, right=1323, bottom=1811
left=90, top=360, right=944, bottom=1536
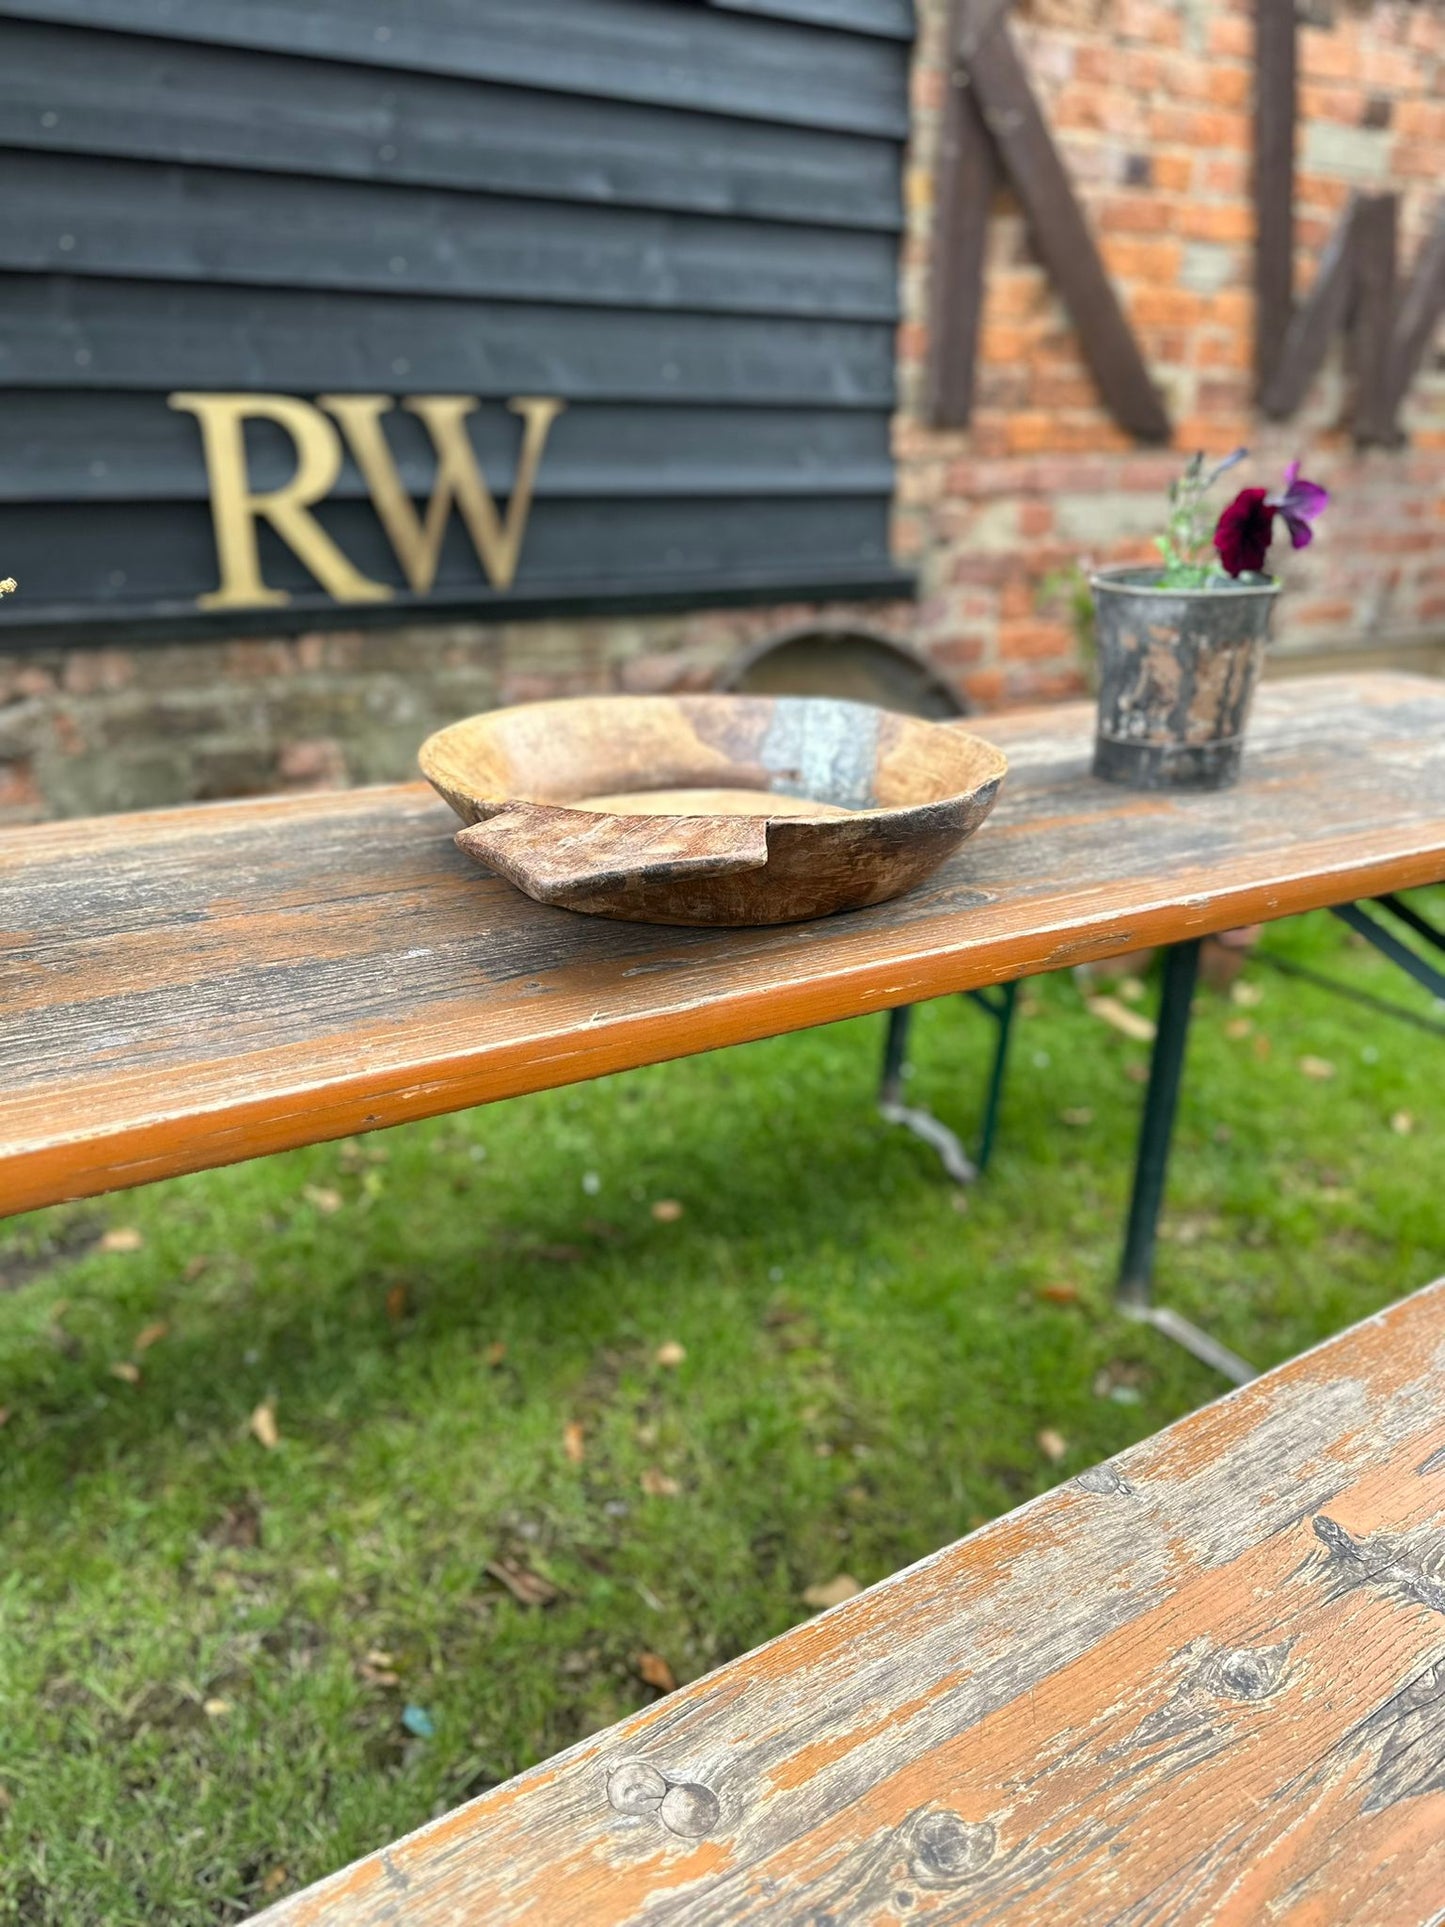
left=1331, top=896, right=1445, bottom=1002
left=1117, top=892, right=1442, bottom=1383
left=878, top=981, right=1019, bottom=1185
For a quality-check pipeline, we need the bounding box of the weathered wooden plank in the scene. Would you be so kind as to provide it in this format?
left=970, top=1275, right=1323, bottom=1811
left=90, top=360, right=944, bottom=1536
left=0, top=494, right=895, bottom=621
left=953, top=0, right=1170, bottom=442
left=0, top=0, right=911, bottom=138
left=0, top=20, right=902, bottom=233
left=705, top=0, right=913, bottom=38
left=0, top=151, right=899, bottom=321
left=2, top=674, right=1443, bottom=1216
left=0, top=276, right=896, bottom=403
left=1260, top=195, right=1362, bottom=420
left=256, top=1275, right=1445, bottom=1925
left=1253, top=0, right=1297, bottom=399
left=0, top=393, right=893, bottom=506
left=1351, top=192, right=1400, bottom=447
left=927, top=0, right=998, bottom=428
left=1385, top=199, right=1445, bottom=427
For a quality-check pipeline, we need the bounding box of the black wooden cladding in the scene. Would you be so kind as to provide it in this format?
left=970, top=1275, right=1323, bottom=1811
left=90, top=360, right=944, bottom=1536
left=0, top=0, right=911, bottom=636
left=0, top=22, right=902, bottom=231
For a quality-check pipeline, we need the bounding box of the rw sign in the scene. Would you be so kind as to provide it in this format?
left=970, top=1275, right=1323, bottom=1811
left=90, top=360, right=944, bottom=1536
left=170, top=393, right=565, bottom=611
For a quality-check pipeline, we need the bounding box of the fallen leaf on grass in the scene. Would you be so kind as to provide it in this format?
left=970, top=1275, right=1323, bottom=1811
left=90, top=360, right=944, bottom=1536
left=303, top=1185, right=343, bottom=1215
left=385, top=1284, right=409, bottom=1324
left=1086, top=995, right=1157, bottom=1044
left=1060, top=1108, right=1094, bottom=1128
left=485, top=1557, right=559, bottom=1607
left=260, top=1868, right=288, bottom=1898
left=1231, top=981, right=1265, bottom=1008
left=635, top=1651, right=677, bottom=1694
left=0, top=1408, right=9, bottom=1428
left=562, top=1420, right=586, bottom=1465
left=1093, top=1359, right=1148, bottom=1405
left=1124, top=1061, right=1149, bottom=1084
left=1117, top=976, right=1147, bottom=1004
left=203, top=1698, right=232, bottom=1718
left=183, top=1255, right=210, bottom=1281
left=654, top=1340, right=686, bottom=1368
left=99, top=1227, right=144, bottom=1254
left=1299, top=1055, right=1335, bottom=1081
left=483, top=1341, right=507, bottom=1368
left=1252, top=1033, right=1273, bottom=1061
left=650, top=1199, right=685, bottom=1223
left=358, top=1650, right=400, bottom=1688
left=1224, top=1017, right=1253, bottom=1041
left=134, top=1320, right=169, bottom=1352
left=249, top=1400, right=279, bottom=1449
left=803, top=1574, right=862, bottom=1610
left=1038, top=1283, right=1079, bottom=1305
left=640, top=1467, right=680, bottom=1498
left=1391, top=1111, right=1415, bottom=1136
left=1037, top=1428, right=1068, bottom=1464
left=108, top=1361, right=141, bottom=1385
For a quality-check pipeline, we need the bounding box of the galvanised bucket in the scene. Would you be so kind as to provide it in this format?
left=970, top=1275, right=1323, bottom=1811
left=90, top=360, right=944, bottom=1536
left=1089, top=566, right=1281, bottom=791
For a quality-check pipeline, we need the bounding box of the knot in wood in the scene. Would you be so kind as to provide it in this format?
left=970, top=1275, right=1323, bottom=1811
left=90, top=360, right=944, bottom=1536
left=906, top=1809, right=997, bottom=1887
left=1207, top=1641, right=1291, bottom=1702
left=606, top=1762, right=722, bottom=1839
left=1403, top=1660, right=1445, bottom=1709
left=658, top=1782, right=722, bottom=1839
left=606, top=1761, right=668, bottom=1816
left=1074, top=1462, right=1134, bottom=1497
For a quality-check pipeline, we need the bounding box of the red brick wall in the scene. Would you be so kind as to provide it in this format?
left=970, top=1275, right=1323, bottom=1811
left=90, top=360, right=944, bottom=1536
left=3, top=0, right=1442, bottom=820
left=897, top=0, right=1445, bottom=708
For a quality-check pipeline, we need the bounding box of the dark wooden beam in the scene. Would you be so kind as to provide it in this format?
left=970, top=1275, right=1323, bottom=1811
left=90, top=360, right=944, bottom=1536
left=1260, top=195, right=1362, bottom=419
left=1384, top=200, right=1445, bottom=429
left=1254, top=0, right=1298, bottom=400
left=953, top=0, right=1170, bottom=442
left=1351, top=192, right=1400, bottom=446
left=928, top=0, right=999, bottom=427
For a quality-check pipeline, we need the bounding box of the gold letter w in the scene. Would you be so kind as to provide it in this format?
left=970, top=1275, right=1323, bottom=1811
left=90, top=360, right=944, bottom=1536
left=320, top=395, right=564, bottom=594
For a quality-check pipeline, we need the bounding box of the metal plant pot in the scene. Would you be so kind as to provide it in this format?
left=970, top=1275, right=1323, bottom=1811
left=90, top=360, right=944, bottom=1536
left=1089, top=567, right=1281, bottom=791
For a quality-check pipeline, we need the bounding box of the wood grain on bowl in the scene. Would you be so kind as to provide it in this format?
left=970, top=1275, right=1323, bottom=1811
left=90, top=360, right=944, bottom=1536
left=420, top=694, right=1008, bottom=926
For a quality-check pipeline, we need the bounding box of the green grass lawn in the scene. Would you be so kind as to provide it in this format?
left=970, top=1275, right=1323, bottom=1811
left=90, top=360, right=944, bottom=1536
left=1, top=905, right=1441, bottom=1923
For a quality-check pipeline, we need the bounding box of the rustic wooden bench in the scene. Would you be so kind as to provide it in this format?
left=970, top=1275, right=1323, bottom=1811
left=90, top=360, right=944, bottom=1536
left=254, top=1273, right=1445, bottom=1925
left=4, top=672, right=1444, bottom=1357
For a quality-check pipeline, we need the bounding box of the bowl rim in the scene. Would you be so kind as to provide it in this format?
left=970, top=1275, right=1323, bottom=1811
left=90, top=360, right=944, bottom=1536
left=419, top=691, right=1009, bottom=829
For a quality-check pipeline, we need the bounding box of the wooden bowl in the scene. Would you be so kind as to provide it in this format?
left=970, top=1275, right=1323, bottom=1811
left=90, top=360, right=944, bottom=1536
left=419, top=693, right=1007, bottom=927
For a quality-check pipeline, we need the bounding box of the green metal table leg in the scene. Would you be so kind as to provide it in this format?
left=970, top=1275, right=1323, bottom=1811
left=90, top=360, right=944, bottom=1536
left=877, top=982, right=1019, bottom=1183
left=1116, top=938, right=1255, bottom=1384
left=968, top=979, right=1018, bottom=1175
left=1118, top=938, right=1201, bottom=1307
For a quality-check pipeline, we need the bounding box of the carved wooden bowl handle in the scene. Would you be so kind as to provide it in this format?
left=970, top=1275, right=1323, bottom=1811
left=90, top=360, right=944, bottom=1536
left=455, top=803, right=771, bottom=905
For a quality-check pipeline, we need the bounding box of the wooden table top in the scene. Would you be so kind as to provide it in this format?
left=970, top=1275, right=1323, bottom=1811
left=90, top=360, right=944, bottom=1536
left=4, top=671, right=1444, bottom=1219
left=257, top=1273, right=1445, bottom=1925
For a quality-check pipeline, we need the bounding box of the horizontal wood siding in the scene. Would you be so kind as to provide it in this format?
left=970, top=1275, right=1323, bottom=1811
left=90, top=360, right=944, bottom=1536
left=0, top=0, right=910, bottom=635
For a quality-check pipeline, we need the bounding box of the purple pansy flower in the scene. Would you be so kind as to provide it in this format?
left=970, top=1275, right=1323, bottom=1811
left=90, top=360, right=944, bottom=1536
left=1214, top=461, right=1329, bottom=577
left=1214, top=487, right=1272, bottom=576
left=1267, top=460, right=1330, bottom=550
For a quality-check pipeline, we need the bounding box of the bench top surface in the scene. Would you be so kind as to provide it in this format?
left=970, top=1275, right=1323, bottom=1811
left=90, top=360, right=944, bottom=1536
left=5, top=670, right=1445, bottom=1217
left=257, top=1274, right=1445, bottom=1926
